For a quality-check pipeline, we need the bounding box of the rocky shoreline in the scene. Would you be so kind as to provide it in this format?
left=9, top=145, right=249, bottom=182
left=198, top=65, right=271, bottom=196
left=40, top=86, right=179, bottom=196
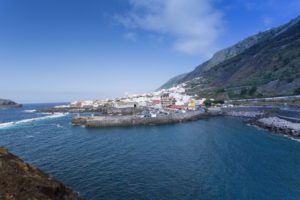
left=40, top=104, right=300, bottom=139
left=251, top=117, right=300, bottom=138
left=222, top=106, right=300, bottom=139
left=0, top=147, right=84, bottom=200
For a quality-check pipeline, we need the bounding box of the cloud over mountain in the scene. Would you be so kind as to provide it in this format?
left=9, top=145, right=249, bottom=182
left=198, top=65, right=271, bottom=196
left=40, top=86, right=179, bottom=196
left=116, top=0, right=223, bottom=57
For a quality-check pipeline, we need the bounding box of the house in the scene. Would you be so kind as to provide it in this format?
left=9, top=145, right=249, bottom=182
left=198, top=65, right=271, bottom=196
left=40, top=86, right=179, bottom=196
left=161, top=93, right=173, bottom=108
left=188, top=99, right=196, bottom=110
left=168, top=105, right=186, bottom=110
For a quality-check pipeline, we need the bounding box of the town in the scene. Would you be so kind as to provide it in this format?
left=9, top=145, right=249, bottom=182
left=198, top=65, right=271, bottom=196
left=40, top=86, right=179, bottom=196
left=69, top=84, right=218, bottom=117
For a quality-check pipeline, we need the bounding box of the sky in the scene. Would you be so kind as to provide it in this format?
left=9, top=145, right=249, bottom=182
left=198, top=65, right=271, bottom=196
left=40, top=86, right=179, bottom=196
left=0, top=0, right=300, bottom=103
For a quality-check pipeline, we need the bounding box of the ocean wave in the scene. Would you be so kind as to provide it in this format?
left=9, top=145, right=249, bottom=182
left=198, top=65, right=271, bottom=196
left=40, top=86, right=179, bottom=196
left=290, top=137, right=300, bottom=142
left=54, top=105, right=70, bottom=108
left=0, top=113, right=68, bottom=129
left=24, top=109, right=36, bottom=113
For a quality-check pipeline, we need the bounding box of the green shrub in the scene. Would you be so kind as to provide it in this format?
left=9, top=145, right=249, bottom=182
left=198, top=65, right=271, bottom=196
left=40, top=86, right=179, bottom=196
left=282, top=58, right=290, bottom=66
left=204, top=100, right=212, bottom=107
left=240, top=88, right=247, bottom=97
left=216, top=88, right=225, bottom=94
left=214, top=99, right=225, bottom=104
left=248, top=86, right=257, bottom=96
left=294, top=87, right=300, bottom=95
left=266, top=108, right=279, bottom=115
left=256, top=93, right=264, bottom=98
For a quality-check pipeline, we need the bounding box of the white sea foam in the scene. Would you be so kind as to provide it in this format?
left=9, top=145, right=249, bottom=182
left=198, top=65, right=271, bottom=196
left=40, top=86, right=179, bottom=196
left=54, top=124, right=63, bottom=128
left=54, top=105, right=70, bottom=108
left=24, top=109, right=36, bottom=113
left=0, top=113, right=68, bottom=129
left=290, top=137, right=300, bottom=142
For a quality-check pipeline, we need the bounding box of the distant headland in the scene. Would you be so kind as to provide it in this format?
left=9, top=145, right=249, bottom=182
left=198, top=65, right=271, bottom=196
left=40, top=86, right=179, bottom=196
left=0, top=99, right=22, bottom=109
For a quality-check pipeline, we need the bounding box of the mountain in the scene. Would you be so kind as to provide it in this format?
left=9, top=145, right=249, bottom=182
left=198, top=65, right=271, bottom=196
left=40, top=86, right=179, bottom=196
left=159, top=73, right=187, bottom=90
left=0, top=99, right=22, bottom=108
left=0, top=147, right=84, bottom=200
left=160, top=15, right=300, bottom=100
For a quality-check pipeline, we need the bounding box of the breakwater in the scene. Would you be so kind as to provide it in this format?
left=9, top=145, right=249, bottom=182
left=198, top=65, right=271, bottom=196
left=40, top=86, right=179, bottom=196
left=254, top=117, right=300, bottom=138
left=72, top=111, right=218, bottom=128
left=220, top=106, right=300, bottom=139
left=37, top=106, right=144, bottom=115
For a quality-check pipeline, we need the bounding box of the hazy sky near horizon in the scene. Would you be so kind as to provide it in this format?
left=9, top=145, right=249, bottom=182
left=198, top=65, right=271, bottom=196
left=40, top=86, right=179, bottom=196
left=1, top=0, right=300, bottom=103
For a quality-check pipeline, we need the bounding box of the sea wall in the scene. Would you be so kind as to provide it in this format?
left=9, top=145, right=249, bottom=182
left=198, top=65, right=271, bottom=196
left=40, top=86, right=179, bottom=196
left=103, top=107, right=144, bottom=115
left=37, top=106, right=143, bottom=115
left=72, top=111, right=217, bottom=128
left=220, top=106, right=300, bottom=139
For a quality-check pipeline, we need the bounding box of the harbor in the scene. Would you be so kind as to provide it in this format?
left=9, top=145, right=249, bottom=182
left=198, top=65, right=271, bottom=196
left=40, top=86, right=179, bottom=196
left=71, top=110, right=220, bottom=128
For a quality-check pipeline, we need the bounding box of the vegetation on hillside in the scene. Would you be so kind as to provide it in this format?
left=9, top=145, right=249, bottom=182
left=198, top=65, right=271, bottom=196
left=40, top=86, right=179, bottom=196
left=160, top=16, right=300, bottom=100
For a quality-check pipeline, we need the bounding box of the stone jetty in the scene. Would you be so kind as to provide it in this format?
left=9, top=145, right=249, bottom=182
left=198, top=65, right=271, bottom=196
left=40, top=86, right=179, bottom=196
left=254, top=117, right=300, bottom=138
left=72, top=111, right=216, bottom=128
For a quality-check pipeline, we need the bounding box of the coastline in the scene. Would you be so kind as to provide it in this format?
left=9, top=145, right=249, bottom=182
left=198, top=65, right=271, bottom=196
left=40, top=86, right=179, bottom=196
left=222, top=106, right=300, bottom=139
left=250, top=117, right=300, bottom=139
left=2, top=104, right=300, bottom=199
left=37, top=103, right=300, bottom=140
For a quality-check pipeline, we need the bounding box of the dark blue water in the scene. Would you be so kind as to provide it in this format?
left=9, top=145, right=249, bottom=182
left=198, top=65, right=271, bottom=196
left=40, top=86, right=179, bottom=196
left=1, top=104, right=300, bottom=200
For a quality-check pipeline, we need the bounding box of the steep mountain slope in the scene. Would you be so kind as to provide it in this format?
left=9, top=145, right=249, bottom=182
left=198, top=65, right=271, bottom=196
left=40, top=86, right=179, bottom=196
left=159, top=73, right=187, bottom=89
left=160, top=24, right=281, bottom=90
left=161, top=15, right=300, bottom=100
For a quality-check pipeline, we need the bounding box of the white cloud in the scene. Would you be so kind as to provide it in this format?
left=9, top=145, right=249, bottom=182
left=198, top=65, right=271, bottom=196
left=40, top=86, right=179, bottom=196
left=116, top=0, right=224, bottom=57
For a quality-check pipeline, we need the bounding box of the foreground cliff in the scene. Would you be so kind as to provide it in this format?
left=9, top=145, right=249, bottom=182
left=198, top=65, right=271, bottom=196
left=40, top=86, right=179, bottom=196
left=0, top=147, right=84, bottom=200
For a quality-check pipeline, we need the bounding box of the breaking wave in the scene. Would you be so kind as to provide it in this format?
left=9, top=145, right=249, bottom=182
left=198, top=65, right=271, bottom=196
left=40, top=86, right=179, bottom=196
left=24, top=109, right=36, bottom=113
left=0, top=113, right=68, bottom=129
left=290, top=137, right=300, bottom=143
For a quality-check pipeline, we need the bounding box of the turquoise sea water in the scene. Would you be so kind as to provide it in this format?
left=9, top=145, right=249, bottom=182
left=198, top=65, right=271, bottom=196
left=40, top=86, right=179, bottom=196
left=0, top=103, right=300, bottom=200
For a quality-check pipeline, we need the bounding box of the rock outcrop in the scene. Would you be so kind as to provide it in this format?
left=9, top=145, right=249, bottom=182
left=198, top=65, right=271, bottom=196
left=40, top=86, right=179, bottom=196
left=0, top=147, right=84, bottom=200
left=0, top=99, right=22, bottom=109
left=254, top=117, right=300, bottom=138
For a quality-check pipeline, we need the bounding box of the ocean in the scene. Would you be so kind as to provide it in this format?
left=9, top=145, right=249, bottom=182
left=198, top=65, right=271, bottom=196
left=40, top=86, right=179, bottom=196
left=0, top=103, right=300, bottom=200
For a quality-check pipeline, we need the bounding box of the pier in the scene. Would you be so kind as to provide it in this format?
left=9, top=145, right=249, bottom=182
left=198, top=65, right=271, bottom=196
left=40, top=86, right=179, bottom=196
left=72, top=111, right=219, bottom=128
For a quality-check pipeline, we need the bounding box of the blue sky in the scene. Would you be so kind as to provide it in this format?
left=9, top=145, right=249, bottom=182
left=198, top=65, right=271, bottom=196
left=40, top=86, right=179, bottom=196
left=0, top=0, right=299, bottom=103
